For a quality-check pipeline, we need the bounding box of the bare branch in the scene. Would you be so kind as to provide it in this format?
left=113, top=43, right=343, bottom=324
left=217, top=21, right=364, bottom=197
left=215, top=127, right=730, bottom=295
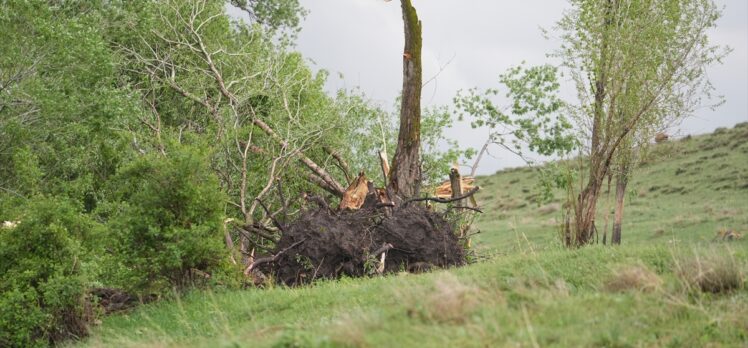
left=404, top=186, right=480, bottom=207
left=244, top=239, right=306, bottom=275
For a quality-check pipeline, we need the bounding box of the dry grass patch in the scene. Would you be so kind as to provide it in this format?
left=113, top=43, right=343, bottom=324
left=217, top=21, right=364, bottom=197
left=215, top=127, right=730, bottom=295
left=403, top=274, right=485, bottom=324
left=675, top=251, right=745, bottom=294
left=604, top=265, right=663, bottom=293
left=327, top=311, right=379, bottom=348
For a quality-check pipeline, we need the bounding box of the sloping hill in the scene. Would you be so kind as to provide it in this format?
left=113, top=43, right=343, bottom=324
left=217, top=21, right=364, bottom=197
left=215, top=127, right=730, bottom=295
left=78, top=125, right=748, bottom=348
left=474, top=123, right=748, bottom=253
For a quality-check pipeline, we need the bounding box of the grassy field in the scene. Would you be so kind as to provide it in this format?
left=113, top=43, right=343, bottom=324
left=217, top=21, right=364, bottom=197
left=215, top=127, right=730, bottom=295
left=76, top=124, right=748, bottom=347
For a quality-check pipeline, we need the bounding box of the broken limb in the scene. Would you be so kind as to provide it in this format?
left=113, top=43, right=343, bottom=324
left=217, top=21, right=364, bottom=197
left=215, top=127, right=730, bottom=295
left=244, top=239, right=306, bottom=275
left=371, top=243, right=394, bottom=257
left=404, top=186, right=480, bottom=207
left=324, top=146, right=352, bottom=184
left=254, top=198, right=285, bottom=233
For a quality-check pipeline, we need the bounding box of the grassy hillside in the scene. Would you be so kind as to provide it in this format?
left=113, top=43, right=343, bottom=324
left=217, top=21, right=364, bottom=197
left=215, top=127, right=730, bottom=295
left=77, top=125, right=748, bottom=347
left=475, top=123, right=748, bottom=254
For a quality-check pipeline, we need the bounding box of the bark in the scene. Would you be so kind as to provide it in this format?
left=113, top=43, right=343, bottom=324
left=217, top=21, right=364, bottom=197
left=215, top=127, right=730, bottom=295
left=568, top=0, right=617, bottom=247
left=449, top=168, right=463, bottom=198
left=388, top=0, right=423, bottom=199
left=574, top=178, right=603, bottom=246
left=602, top=174, right=613, bottom=245
left=612, top=164, right=629, bottom=245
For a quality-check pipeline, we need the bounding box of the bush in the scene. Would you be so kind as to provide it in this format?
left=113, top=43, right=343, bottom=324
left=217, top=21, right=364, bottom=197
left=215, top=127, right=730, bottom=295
left=105, top=147, right=227, bottom=294
left=0, top=198, right=97, bottom=347
left=676, top=250, right=745, bottom=294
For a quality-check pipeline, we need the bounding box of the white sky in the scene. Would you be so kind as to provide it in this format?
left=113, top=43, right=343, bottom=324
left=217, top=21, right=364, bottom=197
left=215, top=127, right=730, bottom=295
left=238, top=1, right=748, bottom=174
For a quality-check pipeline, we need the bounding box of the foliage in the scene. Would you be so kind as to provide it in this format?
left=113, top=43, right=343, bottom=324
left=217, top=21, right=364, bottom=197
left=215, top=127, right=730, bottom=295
left=0, top=198, right=100, bottom=347
left=454, top=64, right=577, bottom=161
left=555, top=0, right=728, bottom=245
left=229, top=0, right=307, bottom=33
left=0, top=1, right=139, bottom=212
left=420, top=106, right=477, bottom=186
left=103, top=146, right=227, bottom=294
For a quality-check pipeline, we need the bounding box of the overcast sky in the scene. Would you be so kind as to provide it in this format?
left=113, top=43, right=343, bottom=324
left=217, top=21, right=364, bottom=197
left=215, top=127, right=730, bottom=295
left=248, top=1, right=748, bottom=174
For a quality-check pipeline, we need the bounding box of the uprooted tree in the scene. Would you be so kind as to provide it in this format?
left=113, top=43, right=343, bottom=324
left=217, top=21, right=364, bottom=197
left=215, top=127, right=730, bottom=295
left=557, top=0, right=727, bottom=246
left=243, top=0, right=477, bottom=285
left=110, top=0, right=472, bottom=286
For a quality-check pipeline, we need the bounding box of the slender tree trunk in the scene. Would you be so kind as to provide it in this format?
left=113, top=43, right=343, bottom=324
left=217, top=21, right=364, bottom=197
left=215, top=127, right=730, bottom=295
left=568, top=0, right=616, bottom=247
left=574, top=177, right=602, bottom=246
left=612, top=164, right=629, bottom=245
left=602, top=174, right=612, bottom=245
left=388, top=0, right=422, bottom=199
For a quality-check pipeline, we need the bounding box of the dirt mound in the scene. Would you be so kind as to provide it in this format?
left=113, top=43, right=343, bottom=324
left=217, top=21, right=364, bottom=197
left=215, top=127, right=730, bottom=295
left=258, top=204, right=465, bottom=286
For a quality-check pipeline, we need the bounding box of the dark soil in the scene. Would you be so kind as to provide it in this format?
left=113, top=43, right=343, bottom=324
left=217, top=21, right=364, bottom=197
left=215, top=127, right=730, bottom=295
left=259, top=204, right=465, bottom=286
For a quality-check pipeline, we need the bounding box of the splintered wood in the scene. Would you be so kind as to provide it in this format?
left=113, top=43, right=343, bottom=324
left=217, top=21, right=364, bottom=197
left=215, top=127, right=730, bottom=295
left=434, top=176, right=475, bottom=199
left=339, top=172, right=371, bottom=210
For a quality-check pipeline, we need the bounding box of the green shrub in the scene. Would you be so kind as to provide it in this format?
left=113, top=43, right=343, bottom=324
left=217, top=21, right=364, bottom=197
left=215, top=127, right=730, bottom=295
left=0, top=198, right=97, bottom=347
left=105, top=147, right=227, bottom=294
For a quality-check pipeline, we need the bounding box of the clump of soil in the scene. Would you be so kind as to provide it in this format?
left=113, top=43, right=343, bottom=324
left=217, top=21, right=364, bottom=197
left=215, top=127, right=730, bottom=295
left=258, top=204, right=465, bottom=286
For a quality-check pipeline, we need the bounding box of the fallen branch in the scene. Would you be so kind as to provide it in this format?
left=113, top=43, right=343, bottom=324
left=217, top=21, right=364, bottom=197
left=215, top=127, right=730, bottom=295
left=305, top=193, right=330, bottom=211
left=304, top=173, right=344, bottom=197
left=371, top=243, right=394, bottom=257
left=324, top=146, right=352, bottom=184
left=244, top=239, right=306, bottom=275
left=235, top=224, right=278, bottom=243
left=448, top=205, right=484, bottom=213
left=404, top=186, right=480, bottom=206
left=275, top=179, right=289, bottom=222
left=223, top=218, right=238, bottom=265
left=460, top=230, right=482, bottom=240
left=255, top=198, right=285, bottom=233
left=239, top=237, right=273, bottom=253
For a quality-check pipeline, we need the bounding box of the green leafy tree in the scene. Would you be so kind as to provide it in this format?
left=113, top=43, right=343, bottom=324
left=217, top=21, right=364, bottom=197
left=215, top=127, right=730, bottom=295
left=0, top=1, right=139, bottom=211
left=0, top=198, right=100, bottom=347
left=454, top=64, right=577, bottom=176
left=556, top=0, right=727, bottom=246
left=229, top=0, right=307, bottom=33
left=105, top=146, right=227, bottom=294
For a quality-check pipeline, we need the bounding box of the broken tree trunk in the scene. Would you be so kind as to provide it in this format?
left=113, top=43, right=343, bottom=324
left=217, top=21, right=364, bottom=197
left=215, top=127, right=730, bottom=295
left=449, top=168, right=463, bottom=198
left=434, top=176, right=475, bottom=199
left=379, top=150, right=390, bottom=185
left=339, top=172, right=371, bottom=210
left=387, top=0, right=423, bottom=200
